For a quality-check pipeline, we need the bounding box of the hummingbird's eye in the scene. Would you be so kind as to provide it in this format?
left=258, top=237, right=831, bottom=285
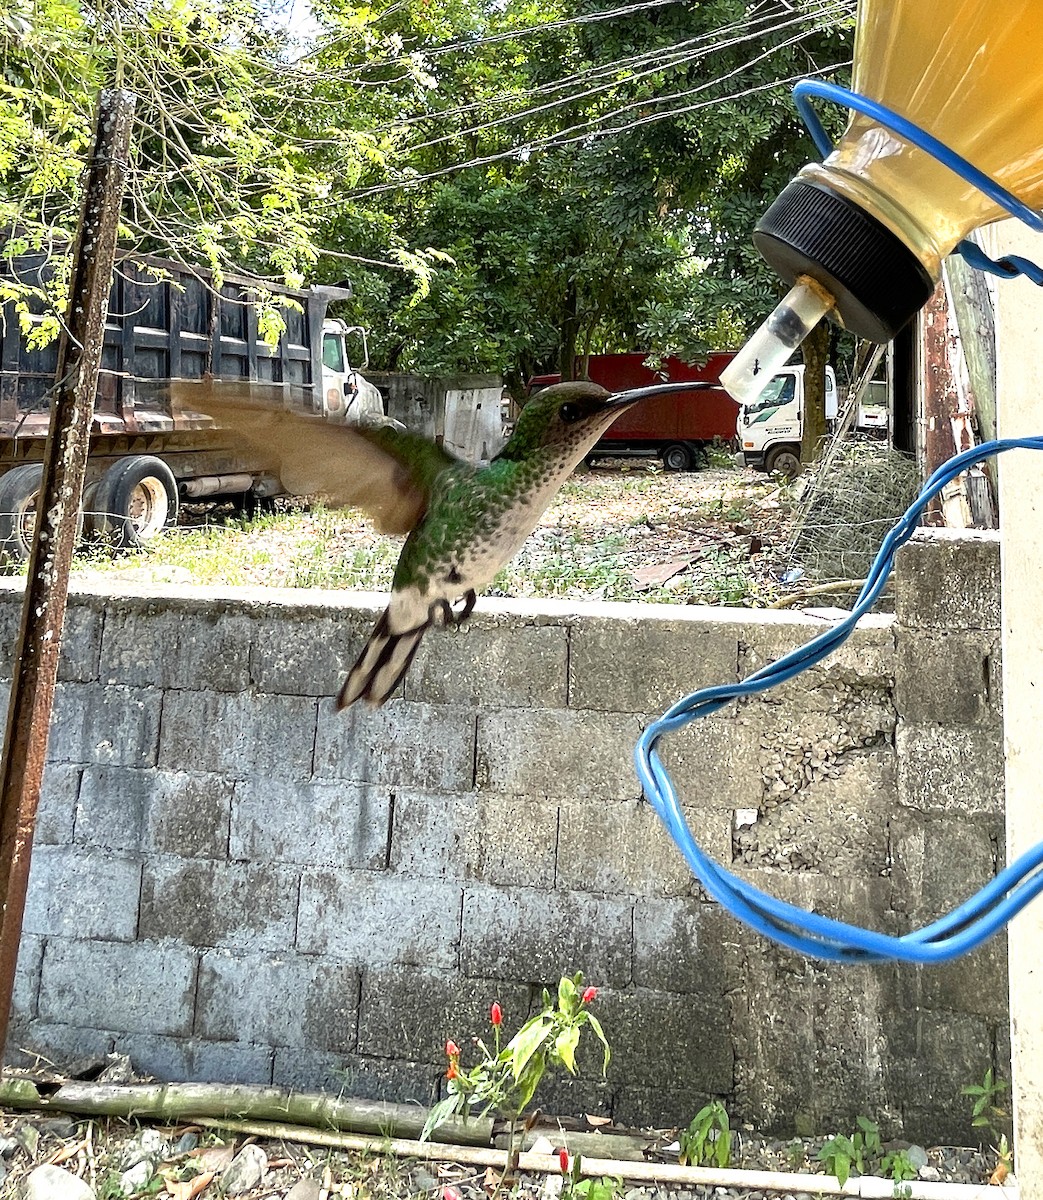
left=560, top=402, right=581, bottom=423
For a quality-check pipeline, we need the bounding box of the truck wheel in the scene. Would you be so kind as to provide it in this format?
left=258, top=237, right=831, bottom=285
left=660, top=442, right=693, bottom=471
left=764, top=445, right=802, bottom=478
left=88, top=455, right=179, bottom=549
left=0, top=464, right=44, bottom=564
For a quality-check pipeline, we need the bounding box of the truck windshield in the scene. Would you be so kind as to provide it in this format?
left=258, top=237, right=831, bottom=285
left=322, top=333, right=345, bottom=373
left=745, top=373, right=795, bottom=415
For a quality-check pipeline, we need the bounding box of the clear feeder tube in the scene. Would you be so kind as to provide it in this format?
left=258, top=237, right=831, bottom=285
left=720, top=276, right=835, bottom=406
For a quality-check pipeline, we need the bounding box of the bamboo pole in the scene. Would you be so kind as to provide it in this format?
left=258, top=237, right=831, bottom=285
left=0, top=1078, right=493, bottom=1147
left=189, top=1117, right=1014, bottom=1200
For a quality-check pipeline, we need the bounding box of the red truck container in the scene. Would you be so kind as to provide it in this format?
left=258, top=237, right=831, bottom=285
left=526, top=352, right=739, bottom=470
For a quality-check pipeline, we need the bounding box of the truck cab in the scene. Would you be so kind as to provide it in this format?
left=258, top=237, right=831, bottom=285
left=736, top=364, right=838, bottom=476
left=320, top=319, right=386, bottom=426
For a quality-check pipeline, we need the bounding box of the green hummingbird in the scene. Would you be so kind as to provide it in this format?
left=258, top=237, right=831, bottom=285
left=175, top=379, right=650, bottom=708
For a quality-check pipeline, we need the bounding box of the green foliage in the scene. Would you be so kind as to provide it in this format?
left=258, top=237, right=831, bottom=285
left=962, top=1067, right=1012, bottom=1175
left=561, top=1156, right=622, bottom=1200
left=421, top=972, right=609, bottom=1142
left=679, top=1100, right=732, bottom=1169
left=818, top=1117, right=918, bottom=1188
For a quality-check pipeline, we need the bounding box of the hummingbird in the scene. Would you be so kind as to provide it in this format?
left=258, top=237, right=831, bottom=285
left=175, top=379, right=651, bottom=708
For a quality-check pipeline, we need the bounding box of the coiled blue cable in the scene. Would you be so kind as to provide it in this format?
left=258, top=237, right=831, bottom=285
left=635, top=437, right=1043, bottom=962
left=634, top=78, right=1043, bottom=962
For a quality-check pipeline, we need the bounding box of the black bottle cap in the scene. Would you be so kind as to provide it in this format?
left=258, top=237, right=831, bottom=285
left=753, top=178, right=936, bottom=343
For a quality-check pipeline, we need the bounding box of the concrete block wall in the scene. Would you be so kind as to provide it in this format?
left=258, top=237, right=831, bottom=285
left=3, top=529, right=1006, bottom=1143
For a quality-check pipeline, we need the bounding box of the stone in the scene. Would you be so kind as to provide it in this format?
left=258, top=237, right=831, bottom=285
left=23, top=1165, right=95, bottom=1200
left=221, top=1144, right=268, bottom=1195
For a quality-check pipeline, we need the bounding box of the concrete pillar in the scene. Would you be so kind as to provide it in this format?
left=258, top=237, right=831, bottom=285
left=980, top=218, right=1043, bottom=1188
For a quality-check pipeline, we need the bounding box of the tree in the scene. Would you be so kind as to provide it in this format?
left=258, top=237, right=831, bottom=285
left=309, top=0, right=853, bottom=380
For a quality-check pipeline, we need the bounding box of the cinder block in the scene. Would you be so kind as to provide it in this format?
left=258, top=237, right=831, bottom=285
left=158, top=691, right=318, bottom=780
left=51, top=682, right=161, bottom=767
left=12, top=1023, right=115, bottom=1068
left=895, top=529, right=1001, bottom=632
left=895, top=631, right=998, bottom=726
left=406, top=616, right=568, bottom=708
left=24, top=846, right=141, bottom=940
left=896, top=724, right=1004, bottom=816
left=273, top=1049, right=443, bottom=1105
left=116, top=1033, right=274, bottom=1084
left=556, top=800, right=696, bottom=897
left=390, top=790, right=558, bottom=886
left=39, top=939, right=197, bottom=1036
left=0, top=594, right=107, bottom=683
left=315, top=701, right=476, bottom=792
left=476, top=709, right=642, bottom=800
left=100, top=604, right=253, bottom=692
left=886, top=1008, right=994, bottom=1142
left=77, top=768, right=233, bottom=857
left=146, top=772, right=234, bottom=857
left=889, top=811, right=1000, bottom=923
left=920, top=932, right=1008, bottom=1020
left=195, top=949, right=360, bottom=1052
left=230, top=779, right=390, bottom=868
left=356, top=966, right=530, bottom=1062
left=586, top=988, right=733, bottom=1092
left=140, top=858, right=298, bottom=949
left=569, top=611, right=740, bottom=713
left=738, top=612, right=896, bottom=684
left=60, top=602, right=104, bottom=682
left=633, top=900, right=735, bottom=994
left=250, top=605, right=379, bottom=697
left=13, top=934, right=43, bottom=1022
left=297, top=872, right=462, bottom=968
left=37, top=763, right=80, bottom=845
left=654, top=717, right=762, bottom=811
left=459, top=887, right=632, bottom=987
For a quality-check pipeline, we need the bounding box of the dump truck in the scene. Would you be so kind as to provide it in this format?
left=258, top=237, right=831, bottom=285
left=0, top=251, right=382, bottom=560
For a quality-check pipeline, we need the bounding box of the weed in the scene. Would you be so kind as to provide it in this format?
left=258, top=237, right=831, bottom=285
left=785, top=1139, right=806, bottom=1172
left=561, top=1153, right=622, bottom=1200
left=679, top=1100, right=732, bottom=1169
left=962, top=1067, right=1012, bottom=1180
left=817, top=1117, right=920, bottom=1188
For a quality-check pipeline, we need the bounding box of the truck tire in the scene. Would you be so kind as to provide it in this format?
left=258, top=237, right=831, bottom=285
left=0, top=464, right=44, bottom=564
left=764, top=445, right=802, bottom=478
left=660, top=442, right=694, bottom=471
left=87, top=455, right=179, bottom=549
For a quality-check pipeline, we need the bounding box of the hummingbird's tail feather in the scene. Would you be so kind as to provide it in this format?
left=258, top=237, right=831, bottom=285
left=337, top=607, right=428, bottom=709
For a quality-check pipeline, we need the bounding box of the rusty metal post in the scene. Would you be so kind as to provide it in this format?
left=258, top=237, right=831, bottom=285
left=0, top=89, right=135, bottom=1048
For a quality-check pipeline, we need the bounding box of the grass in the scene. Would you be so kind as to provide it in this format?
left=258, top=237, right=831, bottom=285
left=52, top=463, right=788, bottom=607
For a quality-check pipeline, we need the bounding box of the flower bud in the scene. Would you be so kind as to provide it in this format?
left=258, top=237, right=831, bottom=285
left=490, top=1001, right=503, bottom=1026
left=558, top=1149, right=570, bottom=1174
left=445, top=1038, right=460, bottom=1058
left=581, top=986, right=598, bottom=1003
left=446, top=1062, right=458, bottom=1081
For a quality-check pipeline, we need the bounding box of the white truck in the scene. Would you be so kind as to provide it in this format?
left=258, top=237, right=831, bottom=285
left=735, top=364, right=840, bottom=476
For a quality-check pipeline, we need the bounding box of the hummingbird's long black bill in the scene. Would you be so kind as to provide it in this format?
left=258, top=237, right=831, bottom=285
left=607, top=381, right=722, bottom=407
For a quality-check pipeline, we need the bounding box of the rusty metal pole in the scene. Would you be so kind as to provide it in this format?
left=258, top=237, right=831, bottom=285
left=0, top=89, right=135, bottom=1048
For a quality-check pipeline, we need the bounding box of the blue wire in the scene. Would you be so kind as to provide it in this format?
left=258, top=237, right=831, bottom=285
left=791, top=79, right=1043, bottom=285
left=635, top=437, right=1043, bottom=962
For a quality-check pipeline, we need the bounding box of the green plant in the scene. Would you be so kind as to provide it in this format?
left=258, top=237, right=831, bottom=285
left=818, top=1132, right=862, bottom=1187
left=422, top=973, right=610, bottom=1184
left=560, top=1153, right=622, bottom=1200
left=962, top=1067, right=1012, bottom=1179
left=818, top=1118, right=919, bottom=1188
left=786, top=1138, right=806, bottom=1172
left=881, top=1148, right=918, bottom=1185
left=678, top=1100, right=732, bottom=1169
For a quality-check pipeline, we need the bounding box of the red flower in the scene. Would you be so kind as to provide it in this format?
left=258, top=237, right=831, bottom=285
left=490, top=1001, right=503, bottom=1026
left=446, top=1062, right=458, bottom=1081
left=581, top=986, right=598, bottom=1003
left=445, top=1038, right=460, bottom=1058
left=558, top=1149, right=570, bottom=1174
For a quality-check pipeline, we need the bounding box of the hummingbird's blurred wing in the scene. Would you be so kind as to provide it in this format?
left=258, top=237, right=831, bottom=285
left=172, top=381, right=461, bottom=535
